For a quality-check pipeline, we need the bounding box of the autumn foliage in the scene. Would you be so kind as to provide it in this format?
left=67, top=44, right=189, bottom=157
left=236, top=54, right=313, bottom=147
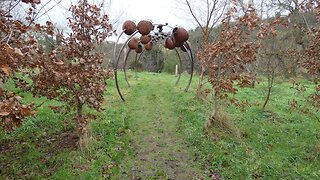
left=200, top=3, right=300, bottom=106
left=199, top=1, right=319, bottom=114
left=198, top=6, right=262, bottom=108
left=0, top=7, right=40, bottom=131
left=300, top=4, right=320, bottom=108
left=0, top=91, right=35, bottom=132
left=286, top=1, right=320, bottom=110
left=31, top=1, right=112, bottom=114
left=0, top=0, right=113, bottom=132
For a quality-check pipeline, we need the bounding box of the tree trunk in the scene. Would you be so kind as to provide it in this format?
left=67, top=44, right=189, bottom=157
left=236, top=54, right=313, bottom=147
left=262, top=84, right=272, bottom=109
left=197, top=33, right=209, bottom=96
left=276, top=55, right=289, bottom=79
left=251, top=76, right=256, bottom=88
left=290, top=62, right=297, bottom=77
left=77, top=101, right=83, bottom=117
left=197, top=64, right=205, bottom=96
left=262, top=70, right=275, bottom=109
left=204, top=94, right=218, bottom=133
left=75, top=93, right=84, bottom=117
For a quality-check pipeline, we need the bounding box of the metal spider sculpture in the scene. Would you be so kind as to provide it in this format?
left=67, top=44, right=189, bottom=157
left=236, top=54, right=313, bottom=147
left=113, top=20, right=194, bottom=102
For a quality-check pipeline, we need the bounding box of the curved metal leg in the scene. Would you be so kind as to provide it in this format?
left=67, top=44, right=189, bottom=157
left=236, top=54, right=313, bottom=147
left=123, top=49, right=132, bottom=87
left=137, top=49, right=145, bottom=61
left=114, top=31, right=139, bottom=102
left=174, top=48, right=183, bottom=85
left=134, top=53, right=139, bottom=80
left=112, top=31, right=125, bottom=68
left=183, top=42, right=194, bottom=92
left=133, top=50, right=145, bottom=80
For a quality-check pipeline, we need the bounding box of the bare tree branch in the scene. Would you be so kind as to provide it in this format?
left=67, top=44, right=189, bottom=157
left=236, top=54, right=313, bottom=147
left=208, top=0, right=227, bottom=36
left=185, top=0, right=206, bottom=35
left=34, top=0, right=62, bottom=22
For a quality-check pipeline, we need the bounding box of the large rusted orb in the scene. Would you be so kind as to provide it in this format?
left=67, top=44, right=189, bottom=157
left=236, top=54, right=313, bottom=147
left=137, top=20, right=154, bottom=35
left=122, top=20, right=137, bottom=35
left=128, top=38, right=139, bottom=49
left=164, top=37, right=175, bottom=50
left=173, top=27, right=189, bottom=43
left=173, top=37, right=184, bottom=47
left=145, top=41, right=153, bottom=51
left=140, top=35, right=151, bottom=44
left=135, top=44, right=143, bottom=53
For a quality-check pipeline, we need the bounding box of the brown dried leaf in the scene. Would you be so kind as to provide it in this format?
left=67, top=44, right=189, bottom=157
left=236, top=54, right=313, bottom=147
left=14, top=48, right=24, bottom=56
left=15, top=96, right=23, bottom=101
left=1, top=65, right=12, bottom=75
left=0, top=111, right=10, bottom=116
left=5, top=44, right=14, bottom=54
left=54, top=60, right=64, bottom=65
left=21, top=106, right=32, bottom=116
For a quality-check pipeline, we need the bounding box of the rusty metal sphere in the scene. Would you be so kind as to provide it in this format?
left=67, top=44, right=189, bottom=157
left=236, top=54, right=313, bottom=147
left=137, top=20, right=154, bottom=35
left=144, top=41, right=153, bottom=51
left=173, top=37, right=184, bottom=47
left=140, top=35, right=152, bottom=44
left=135, top=44, right=143, bottom=53
left=173, top=27, right=189, bottom=43
left=128, top=37, right=139, bottom=49
left=122, top=20, right=137, bottom=35
left=164, top=37, right=175, bottom=50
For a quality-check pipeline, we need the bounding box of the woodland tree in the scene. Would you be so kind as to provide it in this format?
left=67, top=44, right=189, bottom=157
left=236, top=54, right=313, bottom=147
left=0, top=1, right=43, bottom=131
left=179, top=0, right=228, bottom=96
left=199, top=3, right=284, bottom=130
left=1, top=0, right=114, bottom=133
left=29, top=0, right=113, bottom=132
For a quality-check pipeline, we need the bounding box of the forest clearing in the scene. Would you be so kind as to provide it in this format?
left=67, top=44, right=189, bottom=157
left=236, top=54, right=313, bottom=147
left=1, top=0, right=319, bottom=179
left=1, top=72, right=319, bottom=179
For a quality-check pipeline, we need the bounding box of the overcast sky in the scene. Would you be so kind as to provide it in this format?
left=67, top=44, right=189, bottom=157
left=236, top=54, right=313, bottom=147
left=108, top=0, right=195, bottom=29
left=28, top=0, right=197, bottom=32
left=15, top=0, right=276, bottom=32
left=11, top=0, right=197, bottom=42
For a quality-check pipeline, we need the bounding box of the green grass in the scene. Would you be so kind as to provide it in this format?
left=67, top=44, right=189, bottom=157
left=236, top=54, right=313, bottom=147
left=1, top=72, right=319, bottom=179
left=111, top=72, right=207, bottom=179
left=0, top=77, right=130, bottom=179
left=175, top=76, right=320, bottom=179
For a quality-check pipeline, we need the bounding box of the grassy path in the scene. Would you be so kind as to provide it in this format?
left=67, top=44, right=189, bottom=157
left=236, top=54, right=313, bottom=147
left=113, top=73, right=206, bottom=179
left=1, top=72, right=319, bottom=179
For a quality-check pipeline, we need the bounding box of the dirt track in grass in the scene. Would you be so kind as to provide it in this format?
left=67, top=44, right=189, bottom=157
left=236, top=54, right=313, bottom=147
left=116, top=74, right=206, bottom=179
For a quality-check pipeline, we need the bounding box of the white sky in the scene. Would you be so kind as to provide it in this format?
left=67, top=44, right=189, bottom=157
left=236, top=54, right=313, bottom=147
left=108, top=0, right=195, bottom=29
left=27, top=0, right=196, bottom=32
left=11, top=0, right=197, bottom=42
left=15, top=0, right=277, bottom=33
left=13, top=0, right=275, bottom=42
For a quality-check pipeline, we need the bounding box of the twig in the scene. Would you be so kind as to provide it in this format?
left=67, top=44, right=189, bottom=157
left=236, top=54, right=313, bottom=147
left=34, top=0, right=62, bottom=22
left=32, top=100, right=47, bottom=110
left=28, top=0, right=53, bottom=25
left=6, top=30, right=13, bottom=44
left=185, top=0, right=206, bottom=35
left=4, top=0, right=21, bottom=16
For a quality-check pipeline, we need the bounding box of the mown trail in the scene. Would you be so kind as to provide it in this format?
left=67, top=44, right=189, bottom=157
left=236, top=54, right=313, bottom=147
left=114, top=73, right=206, bottom=179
